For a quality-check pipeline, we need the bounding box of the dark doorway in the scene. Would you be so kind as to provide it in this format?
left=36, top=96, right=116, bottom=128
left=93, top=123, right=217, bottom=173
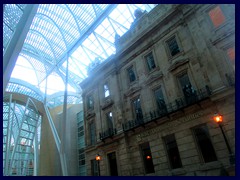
left=107, top=152, right=118, bottom=176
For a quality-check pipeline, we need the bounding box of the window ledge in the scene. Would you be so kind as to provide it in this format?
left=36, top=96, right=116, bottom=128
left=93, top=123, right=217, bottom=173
left=124, top=85, right=141, bottom=98
left=168, top=51, right=185, bottom=62
left=147, top=66, right=160, bottom=75
left=168, top=57, right=189, bottom=72
left=198, top=161, right=222, bottom=171
left=146, top=70, right=163, bottom=85
left=101, top=98, right=114, bottom=110
left=169, top=168, right=186, bottom=176
left=86, top=111, right=95, bottom=119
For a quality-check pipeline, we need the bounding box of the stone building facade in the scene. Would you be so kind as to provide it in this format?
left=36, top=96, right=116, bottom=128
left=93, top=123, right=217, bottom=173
left=80, top=4, right=235, bottom=176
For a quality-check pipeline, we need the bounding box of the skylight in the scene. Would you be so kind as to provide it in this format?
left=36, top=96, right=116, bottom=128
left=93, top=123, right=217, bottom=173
left=4, top=4, right=157, bottom=107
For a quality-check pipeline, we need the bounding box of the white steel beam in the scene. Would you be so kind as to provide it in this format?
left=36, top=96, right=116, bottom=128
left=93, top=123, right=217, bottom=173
left=3, top=4, right=39, bottom=95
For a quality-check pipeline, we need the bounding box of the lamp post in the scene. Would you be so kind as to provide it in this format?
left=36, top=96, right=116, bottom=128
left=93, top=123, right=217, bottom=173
left=95, top=154, right=101, bottom=176
left=213, top=113, right=235, bottom=165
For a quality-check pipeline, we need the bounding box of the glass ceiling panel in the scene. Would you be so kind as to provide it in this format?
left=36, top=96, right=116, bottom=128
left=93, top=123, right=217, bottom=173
left=6, top=82, right=43, bottom=102
left=47, top=94, right=82, bottom=108
left=3, top=4, right=25, bottom=52
left=5, top=4, right=157, bottom=108
left=11, top=56, right=38, bottom=86
left=39, top=71, right=76, bottom=95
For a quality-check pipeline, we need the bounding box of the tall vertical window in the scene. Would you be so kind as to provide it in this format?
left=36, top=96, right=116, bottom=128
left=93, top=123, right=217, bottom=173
left=78, top=125, right=84, bottom=144
left=227, top=47, right=235, bottom=70
left=145, top=52, right=156, bottom=71
left=106, top=111, right=113, bottom=130
left=178, top=73, right=197, bottom=105
left=154, top=88, right=167, bottom=114
left=78, top=148, right=86, bottom=174
left=178, top=73, right=191, bottom=88
left=89, top=122, right=95, bottom=145
left=132, top=97, right=143, bottom=123
left=209, top=6, right=226, bottom=28
left=77, top=111, right=84, bottom=122
left=104, top=83, right=110, bottom=98
left=87, top=95, right=94, bottom=110
left=77, top=111, right=86, bottom=175
left=107, top=152, right=118, bottom=176
left=192, top=125, right=217, bottom=163
left=91, top=159, right=98, bottom=176
left=163, top=134, right=182, bottom=169
left=166, top=36, right=180, bottom=57
left=127, top=66, right=136, bottom=83
left=140, top=142, right=155, bottom=174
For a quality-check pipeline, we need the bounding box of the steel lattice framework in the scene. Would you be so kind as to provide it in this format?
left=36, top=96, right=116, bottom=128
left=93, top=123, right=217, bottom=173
left=3, top=4, right=157, bottom=107
left=3, top=94, right=41, bottom=176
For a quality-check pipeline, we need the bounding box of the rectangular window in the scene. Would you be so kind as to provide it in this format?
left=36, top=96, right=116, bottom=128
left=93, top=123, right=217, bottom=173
left=163, top=134, right=182, bottom=169
left=166, top=36, right=180, bottom=57
left=106, top=111, right=113, bottom=130
left=107, top=152, right=118, bottom=176
left=104, top=83, right=110, bottom=98
left=145, top=52, right=156, bottom=71
left=178, top=73, right=197, bottom=105
left=154, top=88, right=167, bottom=114
left=140, top=142, right=155, bottom=174
left=91, top=159, right=99, bottom=176
left=77, top=111, right=84, bottom=123
left=78, top=148, right=86, bottom=168
left=89, top=122, right=95, bottom=145
left=78, top=126, right=84, bottom=138
left=227, top=47, right=235, bottom=70
left=192, top=125, right=217, bottom=163
left=132, top=97, right=143, bottom=124
left=87, top=95, right=94, bottom=110
left=127, top=66, right=136, bottom=83
left=209, top=6, right=226, bottom=28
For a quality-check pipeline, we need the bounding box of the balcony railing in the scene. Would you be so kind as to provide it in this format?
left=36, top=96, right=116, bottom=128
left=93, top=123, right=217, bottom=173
left=122, top=85, right=212, bottom=132
left=99, top=128, right=117, bottom=141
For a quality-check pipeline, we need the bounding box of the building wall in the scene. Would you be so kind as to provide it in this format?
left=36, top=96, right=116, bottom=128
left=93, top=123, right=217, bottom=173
left=80, top=4, right=235, bottom=176
left=38, top=104, right=82, bottom=175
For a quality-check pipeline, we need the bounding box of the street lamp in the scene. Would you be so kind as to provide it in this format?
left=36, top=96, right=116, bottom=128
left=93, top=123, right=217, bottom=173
left=95, top=154, right=101, bottom=176
left=213, top=113, right=235, bottom=165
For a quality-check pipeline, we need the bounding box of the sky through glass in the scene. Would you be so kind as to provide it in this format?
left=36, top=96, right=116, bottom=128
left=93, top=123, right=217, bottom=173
left=4, top=4, right=157, bottom=107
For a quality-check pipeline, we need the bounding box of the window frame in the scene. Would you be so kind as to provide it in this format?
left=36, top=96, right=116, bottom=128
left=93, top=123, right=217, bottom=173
left=104, top=82, right=110, bottom=98
left=226, top=46, right=235, bottom=71
left=191, top=124, right=218, bottom=163
left=165, top=34, right=182, bottom=58
left=91, top=159, right=99, bottom=176
left=176, top=71, right=196, bottom=94
left=153, top=86, right=167, bottom=111
left=144, top=51, right=157, bottom=72
left=89, top=121, right=96, bottom=146
left=139, top=142, right=155, bottom=174
left=105, top=111, right=114, bottom=130
left=127, top=65, right=137, bottom=84
left=87, top=94, right=94, bottom=110
left=207, top=5, right=226, bottom=29
left=163, top=134, right=183, bottom=169
left=131, top=96, right=143, bottom=123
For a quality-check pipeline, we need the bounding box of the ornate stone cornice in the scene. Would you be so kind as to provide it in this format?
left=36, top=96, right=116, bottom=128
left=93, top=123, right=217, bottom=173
left=124, top=86, right=141, bottom=98
left=168, top=58, right=189, bottom=72
left=101, top=98, right=114, bottom=110
left=86, top=111, right=95, bottom=119
left=146, top=71, right=163, bottom=85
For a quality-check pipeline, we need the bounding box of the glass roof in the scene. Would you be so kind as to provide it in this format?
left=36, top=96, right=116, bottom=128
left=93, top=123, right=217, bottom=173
left=3, top=4, right=157, bottom=107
